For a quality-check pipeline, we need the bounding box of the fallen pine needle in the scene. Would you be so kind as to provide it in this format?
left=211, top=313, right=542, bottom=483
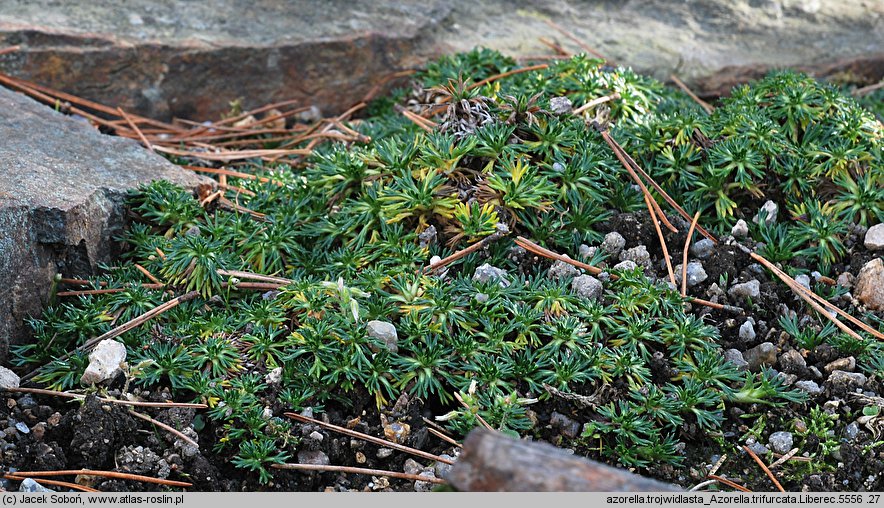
left=707, top=474, right=752, bottom=493
left=3, top=474, right=99, bottom=492
left=681, top=211, right=701, bottom=296
left=743, top=445, right=784, bottom=492
left=573, top=92, right=620, bottom=115
left=285, top=412, right=453, bottom=465
left=644, top=192, right=677, bottom=287
left=11, top=469, right=192, bottom=488
left=0, top=386, right=207, bottom=409
left=670, top=74, right=714, bottom=114
left=271, top=463, right=446, bottom=484
left=427, top=427, right=463, bottom=449
left=129, top=409, right=199, bottom=449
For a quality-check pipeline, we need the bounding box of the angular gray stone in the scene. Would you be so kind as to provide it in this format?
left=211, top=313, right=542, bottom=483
left=548, top=96, right=573, bottom=115
left=690, top=239, right=715, bottom=259
left=724, top=349, right=749, bottom=371
left=18, top=478, right=54, bottom=493
left=571, top=275, right=603, bottom=302
left=753, top=200, right=778, bottom=225
left=768, top=431, right=793, bottom=454
left=674, top=262, right=707, bottom=288
left=0, top=86, right=208, bottom=362
left=612, top=260, right=639, bottom=272
left=743, top=342, right=777, bottom=372
left=0, top=365, right=20, bottom=389
left=366, top=320, right=399, bottom=353
left=80, top=339, right=127, bottom=385
left=728, top=280, right=761, bottom=300
left=601, top=232, right=626, bottom=256
left=731, top=219, right=749, bottom=238
left=794, top=274, right=811, bottom=291
left=548, top=257, right=580, bottom=280
left=747, top=441, right=769, bottom=456
left=778, top=350, right=806, bottom=375
left=855, top=258, right=884, bottom=311
left=827, top=370, right=867, bottom=394
left=297, top=449, right=330, bottom=466
left=473, top=263, right=510, bottom=287
left=550, top=411, right=580, bottom=439
left=619, top=245, right=651, bottom=268
left=738, top=320, right=756, bottom=341
left=795, top=380, right=823, bottom=396
left=864, top=223, right=884, bottom=251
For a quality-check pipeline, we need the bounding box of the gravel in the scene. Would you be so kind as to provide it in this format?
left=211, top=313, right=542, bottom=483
left=473, top=263, right=511, bottom=287
left=731, top=219, right=749, bottom=238
left=844, top=422, right=860, bottom=441
left=824, top=357, right=855, bottom=373
left=297, top=450, right=330, bottom=466
left=366, top=320, right=399, bottom=353
left=855, top=258, right=884, bottom=311
left=724, top=349, right=749, bottom=371
left=548, top=257, right=581, bottom=280
left=794, top=274, right=811, bottom=290
left=753, top=200, right=778, bottom=225
left=779, top=350, right=806, bottom=374
left=550, top=411, right=581, bottom=438
left=674, top=262, right=708, bottom=288
left=601, top=232, right=626, bottom=255
left=690, top=239, right=715, bottom=259
left=619, top=245, right=651, bottom=268
left=18, top=478, right=53, bottom=493
left=549, top=96, right=573, bottom=115
left=795, top=380, right=823, bottom=396
left=0, top=366, right=20, bottom=389
left=728, top=279, right=761, bottom=300
left=827, top=370, right=867, bottom=394
left=739, top=320, right=756, bottom=341
left=612, top=260, right=639, bottom=272
left=747, top=441, right=769, bottom=455
left=743, top=342, right=777, bottom=371
left=768, top=431, right=794, bottom=454
left=80, top=339, right=127, bottom=385
left=571, top=275, right=603, bottom=301
left=864, top=223, right=884, bottom=250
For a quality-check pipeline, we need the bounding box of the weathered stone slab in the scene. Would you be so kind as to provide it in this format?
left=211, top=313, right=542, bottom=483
left=0, top=85, right=208, bottom=362
left=2, top=1, right=882, bottom=120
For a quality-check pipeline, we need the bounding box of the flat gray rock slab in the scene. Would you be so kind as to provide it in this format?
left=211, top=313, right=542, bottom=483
left=0, top=85, right=208, bottom=362
left=1, top=0, right=881, bottom=120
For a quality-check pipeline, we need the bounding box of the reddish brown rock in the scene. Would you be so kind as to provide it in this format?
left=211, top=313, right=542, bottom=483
left=2, top=0, right=882, bottom=121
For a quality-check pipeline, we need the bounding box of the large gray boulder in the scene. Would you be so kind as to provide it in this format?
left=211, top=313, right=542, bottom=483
left=1, top=0, right=881, bottom=120
left=0, top=85, right=208, bottom=362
